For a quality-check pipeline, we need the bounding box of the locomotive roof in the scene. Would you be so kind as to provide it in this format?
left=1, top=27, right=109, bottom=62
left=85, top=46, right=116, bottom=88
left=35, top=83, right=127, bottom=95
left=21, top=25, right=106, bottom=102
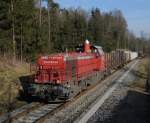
left=39, top=45, right=104, bottom=61
left=92, top=45, right=102, bottom=49
left=40, top=52, right=92, bottom=57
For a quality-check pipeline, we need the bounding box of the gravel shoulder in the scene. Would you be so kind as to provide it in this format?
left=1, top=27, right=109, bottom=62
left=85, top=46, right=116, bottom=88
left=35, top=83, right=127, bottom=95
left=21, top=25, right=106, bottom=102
left=88, top=86, right=150, bottom=123
left=88, top=58, right=150, bottom=123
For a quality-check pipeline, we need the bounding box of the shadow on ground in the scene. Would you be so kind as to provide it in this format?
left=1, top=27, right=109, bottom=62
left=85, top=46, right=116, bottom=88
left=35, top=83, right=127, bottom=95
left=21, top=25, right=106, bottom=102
left=102, top=90, right=150, bottom=123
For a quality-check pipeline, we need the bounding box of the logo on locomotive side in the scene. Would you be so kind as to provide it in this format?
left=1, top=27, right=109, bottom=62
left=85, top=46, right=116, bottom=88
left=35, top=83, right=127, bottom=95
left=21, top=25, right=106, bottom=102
left=43, top=61, right=59, bottom=64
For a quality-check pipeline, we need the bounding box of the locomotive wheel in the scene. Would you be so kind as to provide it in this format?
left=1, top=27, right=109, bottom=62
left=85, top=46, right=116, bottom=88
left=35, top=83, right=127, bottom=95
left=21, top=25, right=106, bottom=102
left=80, top=80, right=87, bottom=91
left=44, top=91, right=57, bottom=102
left=49, top=92, right=57, bottom=101
left=64, top=93, right=70, bottom=100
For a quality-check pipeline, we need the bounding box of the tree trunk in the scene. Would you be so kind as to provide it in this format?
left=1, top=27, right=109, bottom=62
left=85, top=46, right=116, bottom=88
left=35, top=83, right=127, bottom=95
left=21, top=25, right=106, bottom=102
left=20, top=23, right=23, bottom=63
left=11, top=0, right=16, bottom=63
left=48, top=1, right=51, bottom=52
left=39, top=0, right=42, bottom=27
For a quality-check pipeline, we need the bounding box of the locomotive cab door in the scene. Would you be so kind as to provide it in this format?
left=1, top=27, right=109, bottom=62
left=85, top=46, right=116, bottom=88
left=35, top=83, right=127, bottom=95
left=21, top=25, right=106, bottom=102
left=66, top=58, right=77, bottom=81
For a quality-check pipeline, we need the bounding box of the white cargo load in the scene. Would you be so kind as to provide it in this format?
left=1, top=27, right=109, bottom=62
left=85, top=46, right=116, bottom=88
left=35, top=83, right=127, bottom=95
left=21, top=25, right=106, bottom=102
left=124, top=50, right=131, bottom=62
left=130, top=51, right=138, bottom=60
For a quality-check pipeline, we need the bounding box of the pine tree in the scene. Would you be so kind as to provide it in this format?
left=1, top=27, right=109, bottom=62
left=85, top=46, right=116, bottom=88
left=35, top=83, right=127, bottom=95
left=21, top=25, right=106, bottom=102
left=0, top=0, right=12, bottom=56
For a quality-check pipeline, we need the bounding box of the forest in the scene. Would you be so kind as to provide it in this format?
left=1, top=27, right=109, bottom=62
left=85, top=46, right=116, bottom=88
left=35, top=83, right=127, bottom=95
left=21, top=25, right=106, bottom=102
left=0, top=0, right=149, bottom=62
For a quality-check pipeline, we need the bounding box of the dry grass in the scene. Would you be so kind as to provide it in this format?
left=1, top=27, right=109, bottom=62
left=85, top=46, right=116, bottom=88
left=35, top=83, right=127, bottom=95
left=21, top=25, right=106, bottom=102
left=130, top=58, right=150, bottom=90
left=0, top=58, right=30, bottom=113
left=144, top=57, right=150, bottom=78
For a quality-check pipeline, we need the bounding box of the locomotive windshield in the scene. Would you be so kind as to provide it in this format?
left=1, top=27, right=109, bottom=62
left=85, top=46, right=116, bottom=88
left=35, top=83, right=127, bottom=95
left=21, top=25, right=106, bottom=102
left=75, top=44, right=84, bottom=53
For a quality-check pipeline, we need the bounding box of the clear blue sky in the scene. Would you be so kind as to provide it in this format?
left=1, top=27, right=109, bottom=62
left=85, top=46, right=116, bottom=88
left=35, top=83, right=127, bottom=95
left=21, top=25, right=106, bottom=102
left=53, top=0, right=150, bottom=37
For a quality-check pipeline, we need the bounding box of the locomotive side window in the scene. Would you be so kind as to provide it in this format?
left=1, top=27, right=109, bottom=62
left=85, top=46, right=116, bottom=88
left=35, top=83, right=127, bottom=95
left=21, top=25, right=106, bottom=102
left=90, top=46, right=100, bottom=57
left=95, top=49, right=100, bottom=57
left=93, top=46, right=104, bottom=57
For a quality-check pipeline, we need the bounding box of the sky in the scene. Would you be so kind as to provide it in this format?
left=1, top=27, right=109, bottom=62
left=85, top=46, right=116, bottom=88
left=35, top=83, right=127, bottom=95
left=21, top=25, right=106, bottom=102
left=53, top=0, right=150, bottom=38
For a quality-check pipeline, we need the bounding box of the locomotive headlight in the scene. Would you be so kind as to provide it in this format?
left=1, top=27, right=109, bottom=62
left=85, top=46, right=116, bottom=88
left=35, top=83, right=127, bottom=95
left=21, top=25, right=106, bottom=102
left=56, top=80, right=60, bottom=84
left=66, top=84, right=71, bottom=88
left=40, top=66, right=43, bottom=69
left=35, top=79, right=38, bottom=82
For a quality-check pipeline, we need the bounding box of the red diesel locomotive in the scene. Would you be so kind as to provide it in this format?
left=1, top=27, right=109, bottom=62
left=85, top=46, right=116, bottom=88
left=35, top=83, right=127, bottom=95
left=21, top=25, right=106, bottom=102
left=28, top=40, right=106, bottom=101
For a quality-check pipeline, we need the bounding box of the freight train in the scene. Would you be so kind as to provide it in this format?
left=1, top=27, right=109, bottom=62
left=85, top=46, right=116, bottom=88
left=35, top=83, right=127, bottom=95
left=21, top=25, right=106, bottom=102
left=26, top=40, right=138, bottom=101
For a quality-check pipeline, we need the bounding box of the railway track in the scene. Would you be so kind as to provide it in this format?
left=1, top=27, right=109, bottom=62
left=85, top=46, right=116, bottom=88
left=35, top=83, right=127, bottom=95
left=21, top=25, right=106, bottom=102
left=12, top=103, right=64, bottom=123
left=0, top=102, right=44, bottom=123
left=0, top=101, right=68, bottom=123
left=1, top=99, right=74, bottom=123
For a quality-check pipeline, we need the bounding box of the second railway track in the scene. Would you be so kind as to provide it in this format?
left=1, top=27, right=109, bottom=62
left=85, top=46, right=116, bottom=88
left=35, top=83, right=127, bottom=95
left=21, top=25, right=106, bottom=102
left=12, top=103, right=64, bottom=123
left=0, top=102, right=43, bottom=123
